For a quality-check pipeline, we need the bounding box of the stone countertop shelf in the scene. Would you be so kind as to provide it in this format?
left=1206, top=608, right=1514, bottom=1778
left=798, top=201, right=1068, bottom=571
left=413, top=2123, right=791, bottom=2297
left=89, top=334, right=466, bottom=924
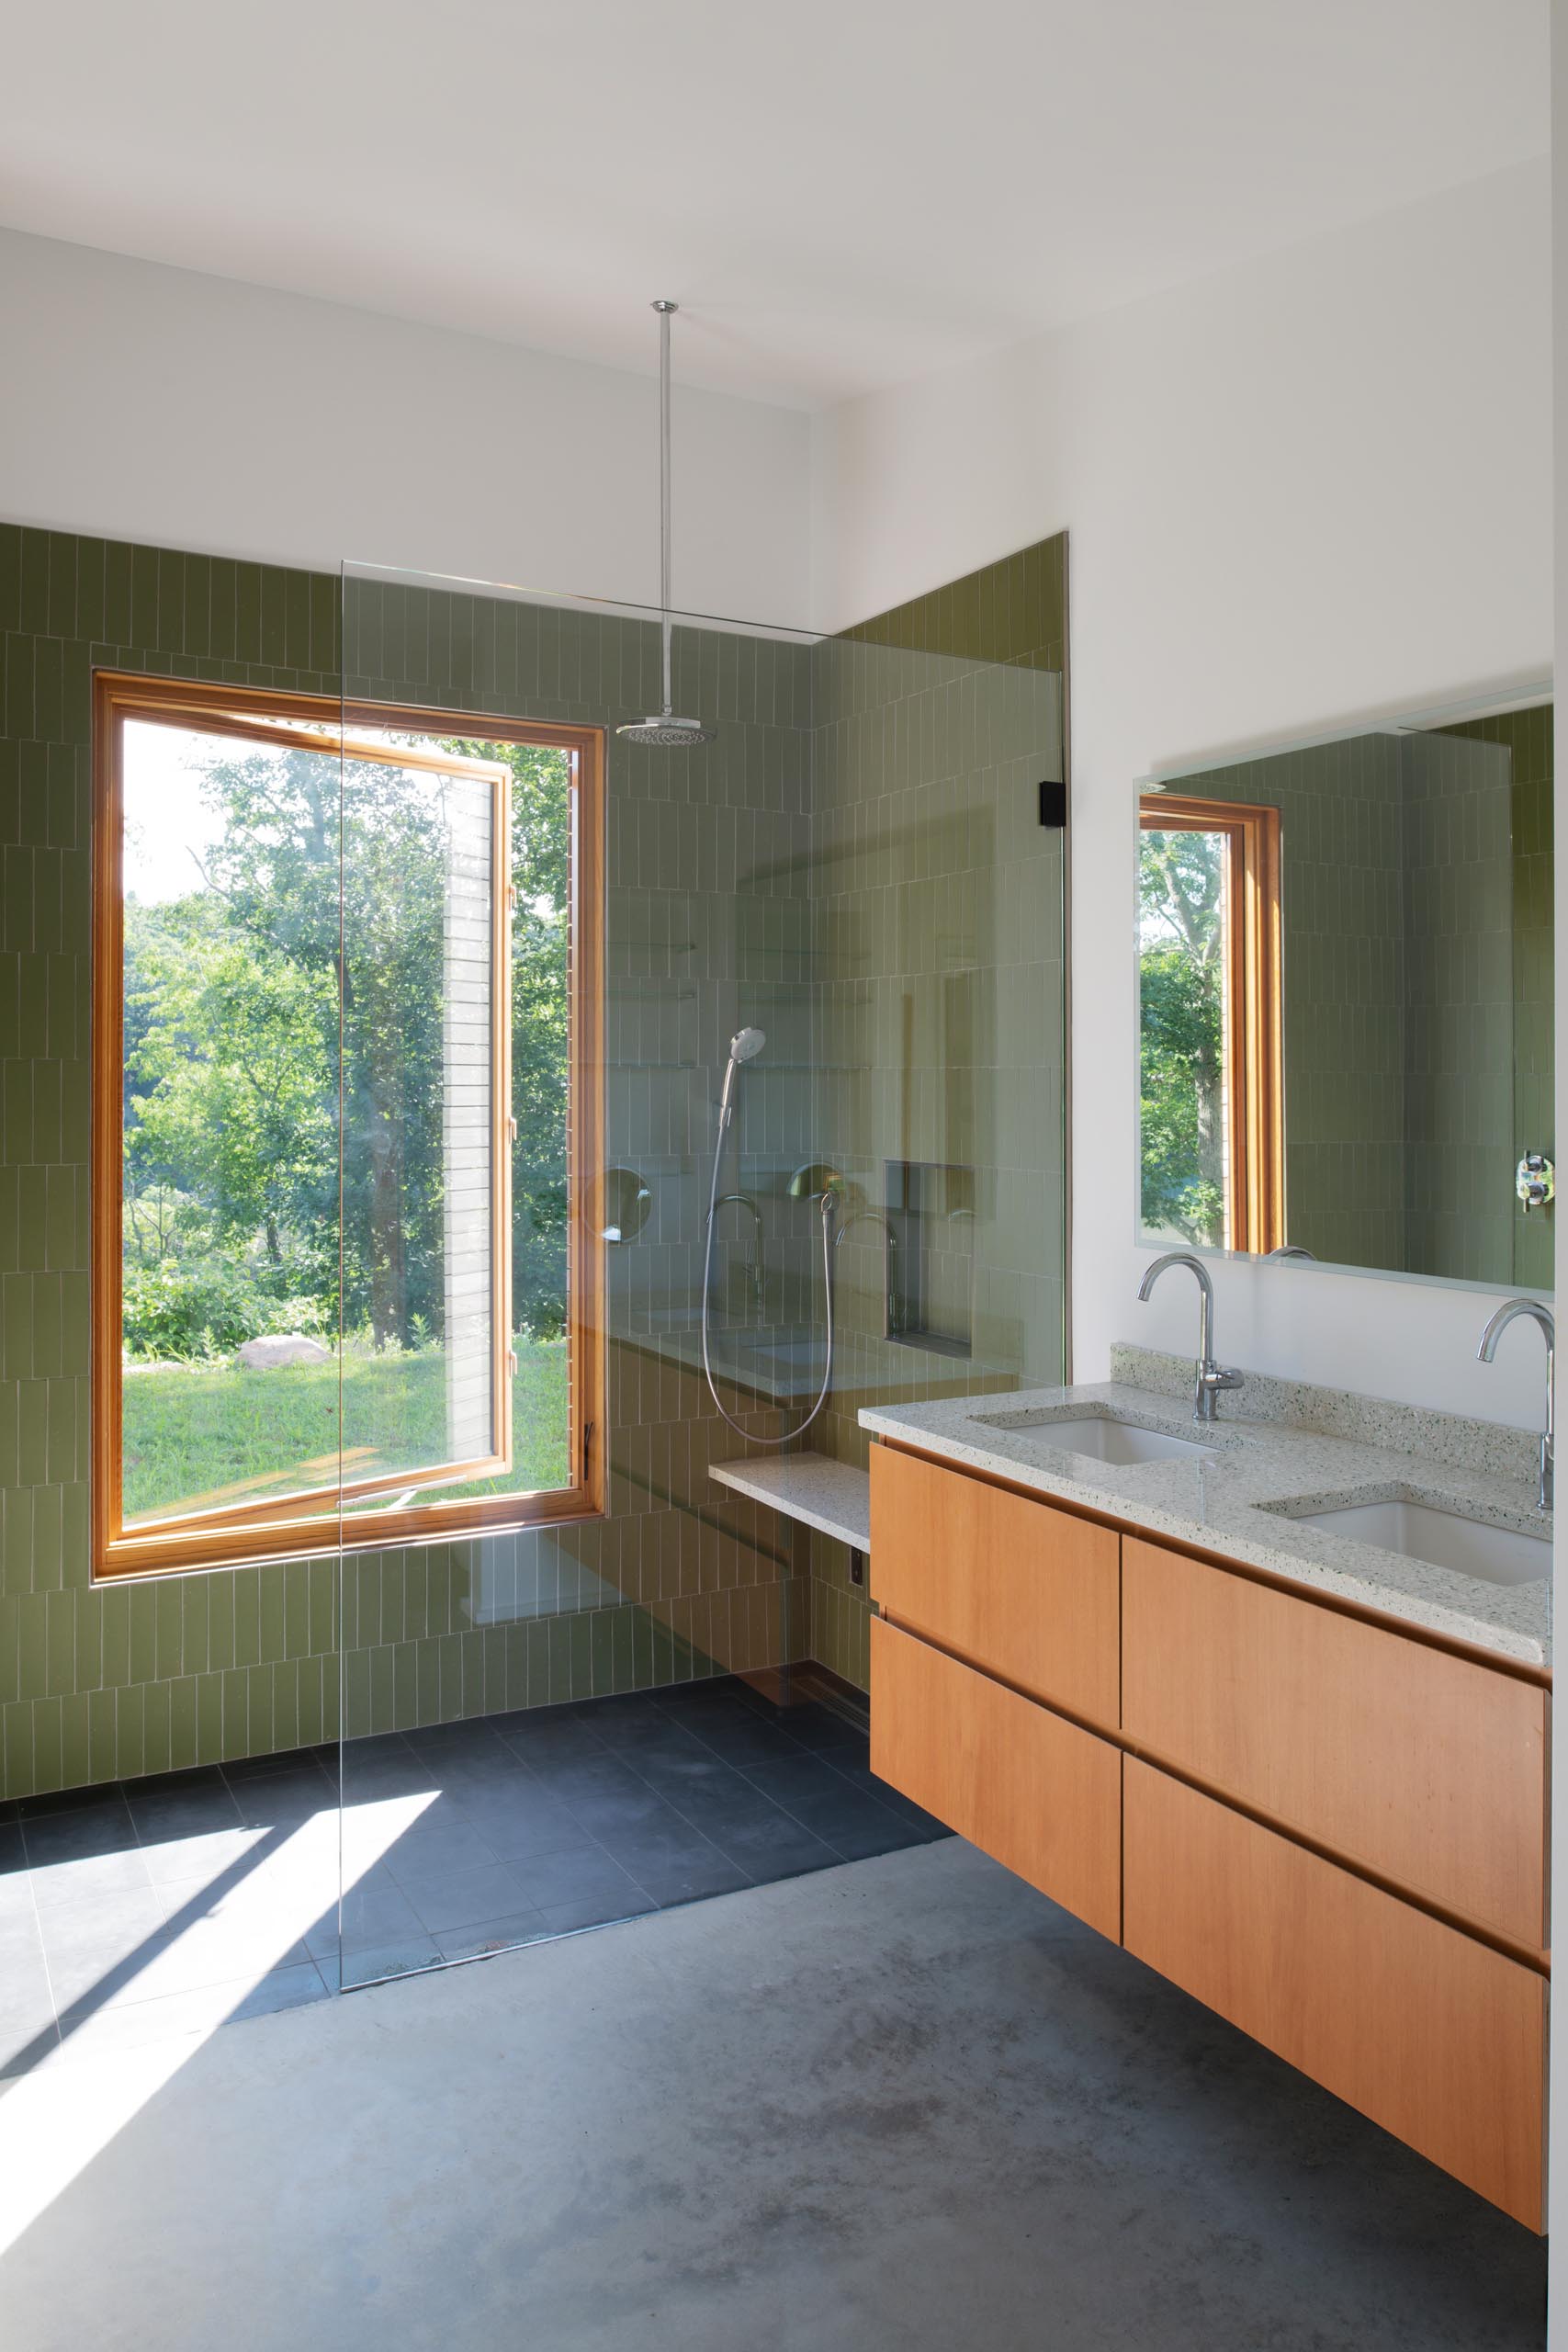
left=710, top=1453, right=872, bottom=1553
left=859, top=1345, right=1553, bottom=1671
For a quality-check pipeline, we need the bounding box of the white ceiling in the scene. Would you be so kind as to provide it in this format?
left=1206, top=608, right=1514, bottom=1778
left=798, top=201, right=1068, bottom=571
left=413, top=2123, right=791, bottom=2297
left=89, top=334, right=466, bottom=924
left=0, top=0, right=1548, bottom=410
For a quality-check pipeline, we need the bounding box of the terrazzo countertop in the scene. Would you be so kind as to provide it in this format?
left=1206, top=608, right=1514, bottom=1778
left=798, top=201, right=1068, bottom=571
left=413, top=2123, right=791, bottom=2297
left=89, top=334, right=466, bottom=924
left=860, top=1352, right=1554, bottom=1670
left=709, top=1453, right=873, bottom=1552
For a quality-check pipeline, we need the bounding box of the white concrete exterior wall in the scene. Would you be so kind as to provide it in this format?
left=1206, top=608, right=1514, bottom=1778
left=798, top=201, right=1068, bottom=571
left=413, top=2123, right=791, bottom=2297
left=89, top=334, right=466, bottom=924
left=812, top=160, right=1554, bottom=1432
left=0, top=227, right=814, bottom=628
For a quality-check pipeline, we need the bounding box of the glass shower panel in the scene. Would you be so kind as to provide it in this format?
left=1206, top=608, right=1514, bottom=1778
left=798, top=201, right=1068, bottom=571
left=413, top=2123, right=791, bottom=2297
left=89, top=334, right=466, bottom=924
left=333, top=565, right=824, bottom=1985
left=804, top=639, right=1066, bottom=1688
left=333, top=560, right=1067, bottom=1986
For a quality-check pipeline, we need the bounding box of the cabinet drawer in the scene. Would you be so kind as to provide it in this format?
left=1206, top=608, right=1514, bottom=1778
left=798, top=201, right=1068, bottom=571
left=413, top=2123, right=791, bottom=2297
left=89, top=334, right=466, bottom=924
left=1123, top=1760, right=1545, bottom=2228
left=870, top=1615, right=1122, bottom=1939
left=870, top=1443, right=1120, bottom=1727
left=1122, top=1537, right=1548, bottom=1951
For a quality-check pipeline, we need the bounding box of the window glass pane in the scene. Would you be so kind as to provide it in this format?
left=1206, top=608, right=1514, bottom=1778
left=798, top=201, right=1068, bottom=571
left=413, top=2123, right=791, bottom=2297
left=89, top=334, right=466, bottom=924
left=338, top=730, right=574, bottom=1520
left=1138, top=825, right=1231, bottom=1250
left=120, top=716, right=342, bottom=1528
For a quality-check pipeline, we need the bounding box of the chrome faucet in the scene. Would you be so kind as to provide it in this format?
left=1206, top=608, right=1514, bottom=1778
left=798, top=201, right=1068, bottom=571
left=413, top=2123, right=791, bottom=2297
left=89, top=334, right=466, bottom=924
left=834, top=1207, right=900, bottom=1335
left=1137, top=1251, right=1243, bottom=1423
left=710, top=1193, right=764, bottom=1318
left=1476, top=1296, right=1554, bottom=1512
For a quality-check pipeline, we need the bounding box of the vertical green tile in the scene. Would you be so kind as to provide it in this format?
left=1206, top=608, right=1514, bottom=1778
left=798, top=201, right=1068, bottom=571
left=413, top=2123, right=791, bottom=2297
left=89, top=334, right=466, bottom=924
left=196, top=1669, right=223, bottom=1762
left=168, top=1673, right=197, bottom=1770
left=222, top=1666, right=251, bottom=1756
left=270, top=1661, right=299, bottom=1754
left=141, top=1679, right=172, bottom=1776
left=115, top=1681, right=146, bottom=1780
left=31, top=1695, right=62, bottom=1792
left=258, top=1566, right=285, bottom=1663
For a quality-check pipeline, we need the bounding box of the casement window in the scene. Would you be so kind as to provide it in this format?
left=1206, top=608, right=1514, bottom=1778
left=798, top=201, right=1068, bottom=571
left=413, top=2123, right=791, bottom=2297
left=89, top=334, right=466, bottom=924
left=92, top=673, right=604, bottom=1577
left=1138, top=793, right=1283, bottom=1256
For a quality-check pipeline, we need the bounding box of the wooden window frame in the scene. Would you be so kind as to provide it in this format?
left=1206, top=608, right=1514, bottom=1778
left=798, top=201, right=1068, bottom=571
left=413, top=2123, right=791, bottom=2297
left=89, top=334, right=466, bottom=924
left=1138, top=794, right=1283, bottom=1256
left=92, top=671, right=605, bottom=1579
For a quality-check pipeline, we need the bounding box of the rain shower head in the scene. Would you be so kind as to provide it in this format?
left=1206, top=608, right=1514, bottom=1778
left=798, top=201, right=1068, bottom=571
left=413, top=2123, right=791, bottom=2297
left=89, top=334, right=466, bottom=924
left=617, top=299, right=715, bottom=751
left=617, top=713, right=716, bottom=747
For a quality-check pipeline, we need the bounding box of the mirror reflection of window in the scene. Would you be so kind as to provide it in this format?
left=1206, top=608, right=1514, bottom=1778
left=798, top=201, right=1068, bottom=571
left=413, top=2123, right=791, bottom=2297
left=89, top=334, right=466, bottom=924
left=1135, top=703, right=1552, bottom=1290
left=1138, top=797, right=1282, bottom=1256
left=1139, top=821, right=1229, bottom=1248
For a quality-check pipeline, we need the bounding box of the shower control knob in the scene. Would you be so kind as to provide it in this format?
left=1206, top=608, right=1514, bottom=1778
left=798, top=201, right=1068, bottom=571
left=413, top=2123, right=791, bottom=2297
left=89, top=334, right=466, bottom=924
left=1517, top=1152, right=1555, bottom=1212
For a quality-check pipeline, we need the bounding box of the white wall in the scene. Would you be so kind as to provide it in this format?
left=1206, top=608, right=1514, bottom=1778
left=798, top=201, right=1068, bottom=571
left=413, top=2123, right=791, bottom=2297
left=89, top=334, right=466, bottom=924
left=814, top=160, right=1554, bottom=1429
left=1547, top=6, right=1564, bottom=2321
left=0, top=228, right=813, bottom=627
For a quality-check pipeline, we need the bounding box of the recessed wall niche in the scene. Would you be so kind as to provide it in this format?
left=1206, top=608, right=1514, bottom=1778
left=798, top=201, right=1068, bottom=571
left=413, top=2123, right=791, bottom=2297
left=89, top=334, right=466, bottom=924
left=886, top=1159, right=976, bottom=1357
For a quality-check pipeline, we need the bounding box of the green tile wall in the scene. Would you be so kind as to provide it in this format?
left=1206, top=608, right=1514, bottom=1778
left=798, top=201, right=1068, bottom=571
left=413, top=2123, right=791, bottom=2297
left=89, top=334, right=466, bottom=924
left=0, top=528, right=811, bottom=1799
left=1399, top=729, right=1516, bottom=1282
left=803, top=537, right=1069, bottom=1690
left=1, top=526, right=1077, bottom=1784
left=840, top=539, right=1066, bottom=673
left=1438, top=706, right=1554, bottom=1292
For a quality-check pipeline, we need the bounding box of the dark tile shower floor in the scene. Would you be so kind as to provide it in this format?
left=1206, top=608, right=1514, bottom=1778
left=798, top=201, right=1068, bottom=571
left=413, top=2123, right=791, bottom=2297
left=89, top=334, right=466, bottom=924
left=0, top=1677, right=946, bottom=2077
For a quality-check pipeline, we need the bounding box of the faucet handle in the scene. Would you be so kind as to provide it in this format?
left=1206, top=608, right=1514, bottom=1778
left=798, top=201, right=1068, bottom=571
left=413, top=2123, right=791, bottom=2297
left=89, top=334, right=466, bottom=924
left=1193, top=1360, right=1243, bottom=1423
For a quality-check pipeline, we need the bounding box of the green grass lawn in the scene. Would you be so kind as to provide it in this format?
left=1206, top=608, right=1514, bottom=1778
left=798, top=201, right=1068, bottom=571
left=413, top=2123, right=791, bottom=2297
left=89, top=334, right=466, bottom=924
left=123, top=1338, right=570, bottom=1525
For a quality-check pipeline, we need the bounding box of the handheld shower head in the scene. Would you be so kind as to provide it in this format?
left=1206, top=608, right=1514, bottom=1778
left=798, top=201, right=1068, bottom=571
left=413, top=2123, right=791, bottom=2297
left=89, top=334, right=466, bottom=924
left=717, top=1028, right=766, bottom=1127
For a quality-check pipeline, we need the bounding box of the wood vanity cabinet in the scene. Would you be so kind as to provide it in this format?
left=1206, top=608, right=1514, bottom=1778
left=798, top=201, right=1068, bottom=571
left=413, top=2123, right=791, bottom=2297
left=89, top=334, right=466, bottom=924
left=1122, top=1761, right=1546, bottom=2225
left=868, top=1441, right=1120, bottom=1727
left=1121, top=1534, right=1549, bottom=1951
left=871, top=1616, right=1122, bottom=1940
left=867, top=1439, right=1550, bottom=2232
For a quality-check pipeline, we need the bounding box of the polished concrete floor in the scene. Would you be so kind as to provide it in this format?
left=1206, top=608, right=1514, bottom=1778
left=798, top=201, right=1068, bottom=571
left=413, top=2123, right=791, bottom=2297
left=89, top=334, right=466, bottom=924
left=0, top=1838, right=1544, bottom=2352
left=1, top=1679, right=940, bottom=2073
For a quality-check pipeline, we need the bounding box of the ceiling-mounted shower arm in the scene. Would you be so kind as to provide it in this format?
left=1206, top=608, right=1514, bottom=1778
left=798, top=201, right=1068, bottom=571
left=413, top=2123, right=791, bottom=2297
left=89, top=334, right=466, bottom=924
left=655, top=298, right=675, bottom=714
left=616, top=300, right=715, bottom=748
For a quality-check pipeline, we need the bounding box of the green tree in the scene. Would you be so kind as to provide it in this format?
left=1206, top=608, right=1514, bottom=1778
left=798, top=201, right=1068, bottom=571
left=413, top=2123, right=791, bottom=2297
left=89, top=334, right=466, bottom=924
left=122, top=729, right=576, bottom=1361
left=126, top=896, right=337, bottom=1263
left=1139, top=829, right=1225, bottom=1245
left=195, top=743, right=448, bottom=1346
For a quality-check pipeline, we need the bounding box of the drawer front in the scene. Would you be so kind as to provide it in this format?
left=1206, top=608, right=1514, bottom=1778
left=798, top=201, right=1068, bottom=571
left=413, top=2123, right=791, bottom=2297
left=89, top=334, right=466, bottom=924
left=870, top=1443, right=1120, bottom=1727
left=1121, top=1537, right=1547, bottom=1951
left=1123, top=1760, right=1546, bottom=2229
left=870, top=1615, right=1122, bottom=1940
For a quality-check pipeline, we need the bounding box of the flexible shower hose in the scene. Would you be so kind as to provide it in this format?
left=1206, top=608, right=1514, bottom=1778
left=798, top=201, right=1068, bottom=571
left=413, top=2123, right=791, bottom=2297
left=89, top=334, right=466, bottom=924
left=700, top=1139, right=836, bottom=1444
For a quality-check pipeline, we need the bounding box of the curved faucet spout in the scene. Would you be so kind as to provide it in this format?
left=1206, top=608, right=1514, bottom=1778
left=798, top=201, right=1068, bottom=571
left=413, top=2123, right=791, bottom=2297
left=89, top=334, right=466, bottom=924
left=1477, top=1296, right=1554, bottom=1511
left=1137, top=1249, right=1213, bottom=1303
left=1137, top=1250, right=1241, bottom=1424
left=1138, top=1250, right=1214, bottom=1363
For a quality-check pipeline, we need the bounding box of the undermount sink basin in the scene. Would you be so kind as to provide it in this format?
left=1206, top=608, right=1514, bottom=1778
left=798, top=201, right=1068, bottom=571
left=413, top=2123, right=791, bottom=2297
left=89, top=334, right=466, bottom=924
left=1002, top=1413, right=1214, bottom=1466
left=1292, top=1497, right=1551, bottom=1587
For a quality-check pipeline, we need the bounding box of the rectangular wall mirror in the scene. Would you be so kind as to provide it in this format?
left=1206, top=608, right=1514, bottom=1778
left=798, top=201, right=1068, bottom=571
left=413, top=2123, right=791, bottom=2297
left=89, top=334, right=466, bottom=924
left=1136, top=696, right=1553, bottom=1296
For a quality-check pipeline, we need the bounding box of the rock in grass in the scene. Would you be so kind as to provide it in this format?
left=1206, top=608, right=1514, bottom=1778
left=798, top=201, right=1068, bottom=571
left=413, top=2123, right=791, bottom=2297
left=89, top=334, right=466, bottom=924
left=236, top=1334, right=333, bottom=1370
